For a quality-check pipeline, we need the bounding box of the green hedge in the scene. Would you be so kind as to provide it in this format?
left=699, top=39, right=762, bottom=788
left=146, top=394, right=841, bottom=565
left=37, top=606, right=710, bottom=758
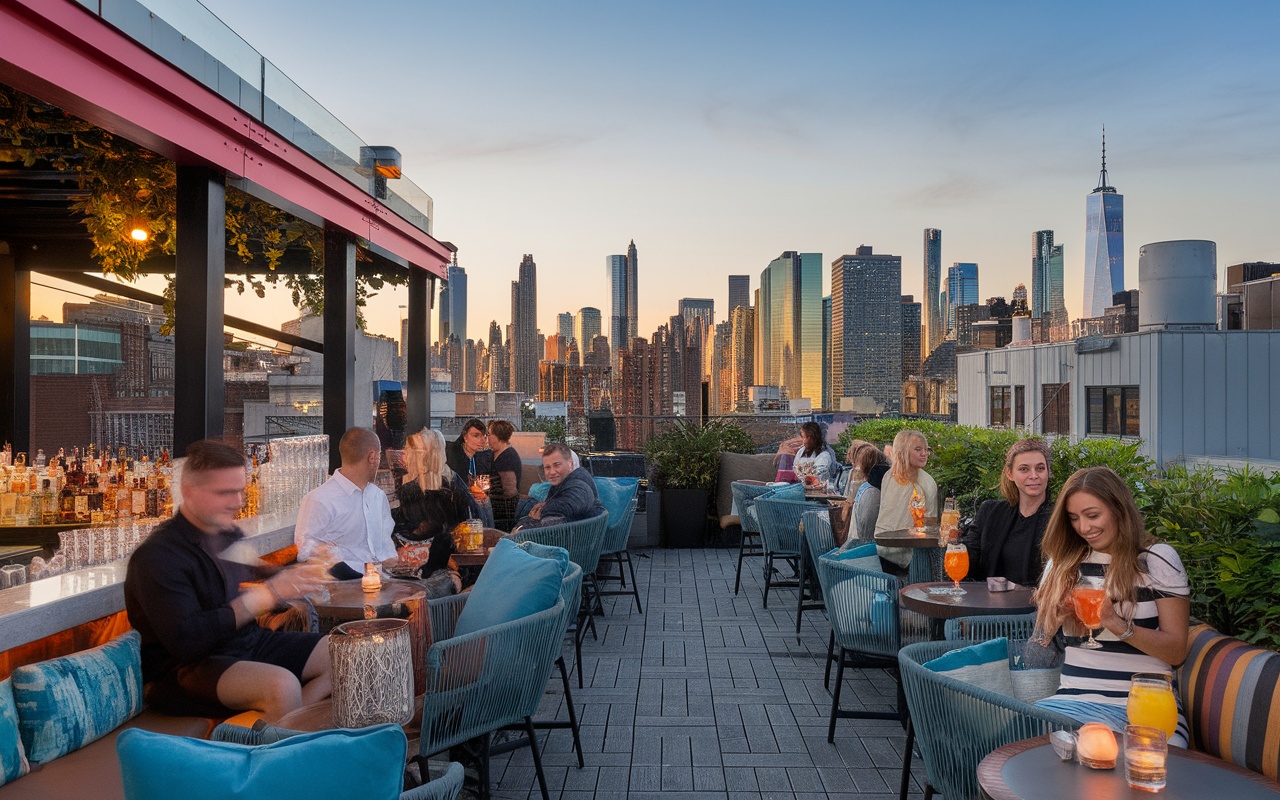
left=834, top=419, right=1280, bottom=647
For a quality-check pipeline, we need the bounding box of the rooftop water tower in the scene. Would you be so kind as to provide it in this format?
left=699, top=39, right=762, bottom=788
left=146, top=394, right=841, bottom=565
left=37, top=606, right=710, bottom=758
left=1138, top=240, right=1217, bottom=331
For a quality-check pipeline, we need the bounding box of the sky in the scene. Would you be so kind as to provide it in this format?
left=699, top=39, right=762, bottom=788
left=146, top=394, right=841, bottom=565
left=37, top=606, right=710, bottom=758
left=31, top=1, right=1280, bottom=346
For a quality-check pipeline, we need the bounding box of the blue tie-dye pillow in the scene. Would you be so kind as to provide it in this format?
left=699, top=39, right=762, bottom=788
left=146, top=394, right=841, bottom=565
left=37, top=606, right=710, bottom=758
left=11, top=630, right=143, bottom=763
left=0, top=678, right=29, bottom=785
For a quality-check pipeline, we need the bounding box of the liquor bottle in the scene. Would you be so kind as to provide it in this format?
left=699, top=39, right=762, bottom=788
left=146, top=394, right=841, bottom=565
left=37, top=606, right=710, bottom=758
left=103, top=474, right=117, bottom=519
left=40, top=479, right=58, bottom=525
left=13, top=471, right=32, bottom=526
left=131, top=478, right=147, bottom=518
left=34, top=448, right=46, bottom=468
left=73, top=476, right=90, bottom=523
left=157, top=474, right=173, bottom=518
left=145, top=475, right=159, bottom=519
left=116, top=475, right=133, bottom=521
left=0, top=475, right=15, bottom=526
left=59, top=480, right=77, bottom=523
left=86, top=473, right=105, bottom=526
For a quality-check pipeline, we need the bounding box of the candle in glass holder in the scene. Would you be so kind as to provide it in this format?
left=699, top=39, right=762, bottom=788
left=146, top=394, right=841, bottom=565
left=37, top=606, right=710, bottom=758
left=1124, top=724, right=1168, bottom=792
left=361, top=562, right=382, bottom=593
left=1076, top=722, right=1118, bottom=769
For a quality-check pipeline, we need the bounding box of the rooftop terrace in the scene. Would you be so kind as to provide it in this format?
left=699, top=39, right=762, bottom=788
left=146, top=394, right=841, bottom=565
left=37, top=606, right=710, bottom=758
left=487, top=546, right=919, bottom=800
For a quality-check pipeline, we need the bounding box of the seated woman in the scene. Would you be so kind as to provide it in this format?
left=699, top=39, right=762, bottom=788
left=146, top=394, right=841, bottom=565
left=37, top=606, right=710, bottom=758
left=486, top=419, right=522, bottom=531
left=1031, top=467, right=1191, bottom=746
left=777, top=421, right=839, bottom=489
left=418, top=531, right=462, bottom=599
left=873, top=428, right=937, bottom=574
left=393, top=429, right=479, bottom=561
left=960, top=438, right=1052, bottom=587
left=840, top=442, right=889, bottom=547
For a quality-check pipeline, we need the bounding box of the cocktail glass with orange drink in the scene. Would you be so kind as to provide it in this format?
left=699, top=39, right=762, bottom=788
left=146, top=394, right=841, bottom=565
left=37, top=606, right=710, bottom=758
left=909, top=486, right=927, bottom=533
left=1071, top=576, right=1106, bottom=650
left=1127, top=672, right=1178, bottom=739
left=944, top=542, right=968, bottom=595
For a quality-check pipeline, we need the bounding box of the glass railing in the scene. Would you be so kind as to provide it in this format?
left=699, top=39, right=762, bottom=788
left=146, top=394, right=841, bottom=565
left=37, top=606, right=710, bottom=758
left=88, top=0, right=433, bottom=236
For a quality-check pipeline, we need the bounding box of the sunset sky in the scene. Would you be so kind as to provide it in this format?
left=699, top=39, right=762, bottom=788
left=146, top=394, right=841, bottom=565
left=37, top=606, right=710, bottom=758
left=31, top=1, right=1280, bottom=346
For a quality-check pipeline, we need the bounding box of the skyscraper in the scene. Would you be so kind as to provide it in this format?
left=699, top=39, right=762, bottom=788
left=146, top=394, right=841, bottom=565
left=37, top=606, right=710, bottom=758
left=822, top=295, right=832, bottom=411
left=728, top=275, right=750, bottom=314
left=758, top=252, right=823, bottom=406
left=437, top=257, right=467, bottom=344
left=1031, top=230, right=1066, bottom=323
left=729, top=305, right=754, bottom=412
left=902, top=295, right=921, bottom=381
left=574, top=307, right=601, bottom=349
left=946, top=262, right=979, bottom=333
left=510, top=254, right=539, bottom=396
left=830, top=247, right=903, bottom=413
left=608, top=241, right=638, bottom=358
left=1084, top=129, right=1124, bottom=318
left=557, top=312, right=574, bottom=344
left=923, top=229, right=942, bottom=356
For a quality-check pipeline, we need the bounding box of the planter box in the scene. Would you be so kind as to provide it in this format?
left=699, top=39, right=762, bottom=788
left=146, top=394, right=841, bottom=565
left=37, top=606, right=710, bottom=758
left=660, top=488, right=710, bottom=548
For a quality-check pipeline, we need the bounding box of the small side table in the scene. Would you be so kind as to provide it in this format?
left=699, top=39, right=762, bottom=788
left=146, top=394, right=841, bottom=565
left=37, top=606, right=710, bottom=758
left=313, top=579, right=427, bottom=694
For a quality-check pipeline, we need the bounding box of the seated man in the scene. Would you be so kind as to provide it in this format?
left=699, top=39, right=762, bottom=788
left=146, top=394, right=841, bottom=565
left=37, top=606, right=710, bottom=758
left=295, top=427, right=397, bottom=580
left=125, top=440, right=331, bottom=722
left=514, top=442, right=605, bottom=530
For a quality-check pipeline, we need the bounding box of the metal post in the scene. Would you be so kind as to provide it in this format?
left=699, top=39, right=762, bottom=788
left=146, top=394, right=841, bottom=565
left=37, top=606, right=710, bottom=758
left=323, top=225, right=357, bottom=472
left=406, top=268, right=430, bottom=432
left=173, top=166, right=226, bottom=455
left=0, top=257, right=30, bottom=453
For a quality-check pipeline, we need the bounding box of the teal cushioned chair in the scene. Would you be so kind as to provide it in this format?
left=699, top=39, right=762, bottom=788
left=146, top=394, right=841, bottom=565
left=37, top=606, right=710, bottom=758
left=206, top=722, right=465, bottom=800
left=753, top=493, right=819, bottom=609
left=796, top=508, right=837, bottom=641
left=593, top=477, right=642, bottom=614
left=730, top=481, right=774, bottom=595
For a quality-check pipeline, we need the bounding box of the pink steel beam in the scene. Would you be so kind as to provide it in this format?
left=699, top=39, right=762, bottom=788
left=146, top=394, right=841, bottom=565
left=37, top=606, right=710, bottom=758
left=0, top=0, right=449, bottom=276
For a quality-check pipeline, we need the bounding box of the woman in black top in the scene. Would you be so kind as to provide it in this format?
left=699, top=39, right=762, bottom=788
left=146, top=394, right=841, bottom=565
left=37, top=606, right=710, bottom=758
left=960, top=438, right=1053, bottom=587
left=394, top=429, right=478, bottom=547
left=486, top=419, right=522, bottom=530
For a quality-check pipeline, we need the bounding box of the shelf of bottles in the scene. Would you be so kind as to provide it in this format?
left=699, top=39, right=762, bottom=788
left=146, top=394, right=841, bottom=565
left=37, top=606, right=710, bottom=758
left=3, top=434, right=329, bottom=582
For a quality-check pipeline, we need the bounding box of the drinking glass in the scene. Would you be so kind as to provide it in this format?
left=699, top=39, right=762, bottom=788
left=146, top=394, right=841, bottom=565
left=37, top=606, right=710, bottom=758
left=1, top=564, right=26, bottom=588
left=909, top=486, right=926, bottom=533
left=944, top=542, right=968, bottom=594
left=1124, top=725, right=1168, bottom=792
left=1071, top=575, right=1107, bottom=650
left=1127, top=672, right=1177, bottom=739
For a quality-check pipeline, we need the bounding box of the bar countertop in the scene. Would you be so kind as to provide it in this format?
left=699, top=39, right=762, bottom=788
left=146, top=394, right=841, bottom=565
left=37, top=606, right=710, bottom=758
left=0, top=511, right=298, bottom=652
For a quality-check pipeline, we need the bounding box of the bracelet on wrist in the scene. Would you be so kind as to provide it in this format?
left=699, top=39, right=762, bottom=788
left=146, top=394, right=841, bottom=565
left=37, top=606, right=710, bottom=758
left=1115, top=619, right=1136, bottom=641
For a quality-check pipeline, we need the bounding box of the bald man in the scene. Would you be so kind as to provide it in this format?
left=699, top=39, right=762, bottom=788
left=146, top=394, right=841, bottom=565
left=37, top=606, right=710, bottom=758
left=294, top=427, right=397, bottom=580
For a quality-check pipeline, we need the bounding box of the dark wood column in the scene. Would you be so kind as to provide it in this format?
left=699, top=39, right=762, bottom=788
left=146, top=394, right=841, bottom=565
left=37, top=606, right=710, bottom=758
left=173, top=166, right=226, bottom=456
left=405, top=269, right=430, bottom=432
left=323, top=225, right=357, bottom=471
left=0, top=256, right=30, bottom=453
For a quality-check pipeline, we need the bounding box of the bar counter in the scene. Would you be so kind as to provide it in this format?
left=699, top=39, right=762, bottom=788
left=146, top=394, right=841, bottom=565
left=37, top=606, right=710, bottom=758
left=0, top=511, right=297, bottom=652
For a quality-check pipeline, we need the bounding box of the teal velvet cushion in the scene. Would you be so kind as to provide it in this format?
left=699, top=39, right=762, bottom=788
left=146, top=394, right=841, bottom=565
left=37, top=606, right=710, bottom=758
left=830, top=541, right=882, bottom=572
left=453, top=538, right=565, bottom=637
left=516, top=540, right=571, bottom=573
left=923, top=636, right=1015, bottom=697
left=594, top=477, right=638, bottom=522
left=117, top=724, right=407, bottom=800
left=0, top=678, right=29, bottom=786
left=12, top=630, right=143, bottom=764
left=528, top=482, right=551, bottom=502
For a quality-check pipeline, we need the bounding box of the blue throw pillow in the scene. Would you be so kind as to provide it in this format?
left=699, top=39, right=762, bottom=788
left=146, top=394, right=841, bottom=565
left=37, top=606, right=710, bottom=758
left=516, top=540, right=571, bottom=574
left=922, top=637, right=1015, bottom=697
left=117, top=725, right=406, bottom=800
left=0, top=679, right=29, bottom=786
left=528, top=482, right=551, bottom=502
left=759, top=482, right=805, bottom=502
left=12, top=630, right=143, bottom=764
left=830, top=541, right=882, bottom=573
left=453, top=538, right=565, bottom=637
left=594, top=477, right=638, bottom=522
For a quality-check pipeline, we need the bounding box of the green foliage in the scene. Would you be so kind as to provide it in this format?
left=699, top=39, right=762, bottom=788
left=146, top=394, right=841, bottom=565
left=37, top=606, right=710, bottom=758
left=645, top=419, right=755, bottom=490
left=523, top=417, right=567, bottom=444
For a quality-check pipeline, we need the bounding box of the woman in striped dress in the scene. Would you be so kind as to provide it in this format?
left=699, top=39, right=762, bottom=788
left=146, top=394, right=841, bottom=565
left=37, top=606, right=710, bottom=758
left=1031, top=467, right=1192, bottom=746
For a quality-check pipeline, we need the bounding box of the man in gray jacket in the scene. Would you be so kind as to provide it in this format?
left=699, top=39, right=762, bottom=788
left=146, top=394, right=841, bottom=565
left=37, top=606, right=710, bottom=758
left=515, top=443, right=605, bottom=529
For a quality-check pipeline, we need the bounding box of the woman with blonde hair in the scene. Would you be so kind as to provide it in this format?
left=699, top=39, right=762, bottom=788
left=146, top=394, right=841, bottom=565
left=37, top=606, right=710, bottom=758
left=840, top=441, right=890, bottom=547
left=393, top=429, right=478, bottom=546
left=960, top=438, right=1053, bottom=587
left=873, top=429, right=937, bottom=573
left=1031, top=467, right=1191, bottom=745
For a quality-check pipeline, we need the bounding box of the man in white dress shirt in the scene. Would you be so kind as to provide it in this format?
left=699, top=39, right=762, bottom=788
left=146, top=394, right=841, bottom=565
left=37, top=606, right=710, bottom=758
left=295, top=427, right=397, bottom=580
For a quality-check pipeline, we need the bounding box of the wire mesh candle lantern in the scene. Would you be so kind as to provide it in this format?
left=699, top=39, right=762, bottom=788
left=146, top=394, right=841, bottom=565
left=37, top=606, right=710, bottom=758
left=329, top=618, right=414, bottom=727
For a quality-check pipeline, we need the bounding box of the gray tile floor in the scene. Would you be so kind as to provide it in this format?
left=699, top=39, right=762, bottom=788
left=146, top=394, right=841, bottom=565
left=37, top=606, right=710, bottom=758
left=487, top=546, right=924, bottom=799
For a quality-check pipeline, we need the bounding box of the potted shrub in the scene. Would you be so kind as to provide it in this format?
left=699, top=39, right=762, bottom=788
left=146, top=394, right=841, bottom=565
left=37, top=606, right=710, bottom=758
left=645, top=419, right=755, bottom=547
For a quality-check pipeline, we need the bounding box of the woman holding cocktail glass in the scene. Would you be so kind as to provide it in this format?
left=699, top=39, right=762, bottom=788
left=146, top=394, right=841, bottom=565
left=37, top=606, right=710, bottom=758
left=873, top=429, right=937, bottom=575
left=1031, top=466, right=1191, bottom=746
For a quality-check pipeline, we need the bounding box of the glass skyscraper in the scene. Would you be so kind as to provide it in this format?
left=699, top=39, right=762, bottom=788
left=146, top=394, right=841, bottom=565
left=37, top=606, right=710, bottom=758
left=728, top=275, right=750, bottom=314
left=758, top=252, right=822, bottom=407
left=830, top=247, right=902, bottom=413
left=923, top=229, right=942, bottom=356
left=1031, top=230, right=1066, bottom=321
left=574, top=307, right=601, bottom=348
left=510, top=254, right=539, bottom=395
left=608, top=241, right=638, bottom=357
left=1084, top=131, right=1124, bottom=317
left=946, top=262, right=979, bottom=333
left=437, top=259, right=467, bottom=344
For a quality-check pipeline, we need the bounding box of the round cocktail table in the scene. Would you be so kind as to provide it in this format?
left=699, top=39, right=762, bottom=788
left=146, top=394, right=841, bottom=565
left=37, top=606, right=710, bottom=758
left=313, top=579, right=427, bottom=694
left=899, top=581, right=1035, bottom=639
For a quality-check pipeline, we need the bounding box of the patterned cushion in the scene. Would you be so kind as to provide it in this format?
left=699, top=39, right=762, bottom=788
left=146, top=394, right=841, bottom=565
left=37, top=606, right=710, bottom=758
left=453, top=538, right=565, bottom=637
left=1177, top=624, right=1280, bottom=779
left=11, top=630, right=143, bottom=764
left=0, top=679, right=29, bottom=786
left=118, top=724, right=407, bottom=800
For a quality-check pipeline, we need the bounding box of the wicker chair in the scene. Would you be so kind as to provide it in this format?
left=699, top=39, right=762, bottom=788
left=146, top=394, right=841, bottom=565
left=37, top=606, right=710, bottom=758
left=414, top=597, right=566, bottom=800
left=796, top=508, right=837, bottom=639
left=754, top=496, right=820, bottom=609
left=209, top=722, right=465, bottom=800
left=512, top=511, right=610, bottom=687
left=898, top=639, right=1078, bottom=800
left=943, top=613, right=1038, bottom=649
left=593, top=477, right=642, bottom=614
left=730, top=481, right=773, bottom=594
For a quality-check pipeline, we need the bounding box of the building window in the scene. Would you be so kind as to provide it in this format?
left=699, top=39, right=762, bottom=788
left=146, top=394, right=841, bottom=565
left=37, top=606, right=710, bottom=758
left=989, top=386, right=1011, bottom=428
left=1041, top=383, right=1070, bottom=435
left=1014, top=385, right=1026, bottom=428
left=1086, top=386, right=1139, bottom=436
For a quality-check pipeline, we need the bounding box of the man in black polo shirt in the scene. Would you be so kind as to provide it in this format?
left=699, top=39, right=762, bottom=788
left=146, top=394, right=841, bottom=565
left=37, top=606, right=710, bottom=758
left=125, top=440, right=332, bottom=721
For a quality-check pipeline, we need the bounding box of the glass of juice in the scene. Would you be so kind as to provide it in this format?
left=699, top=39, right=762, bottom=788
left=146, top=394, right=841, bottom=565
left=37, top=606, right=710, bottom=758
left=944, top=542, right=968, bottom=595
left=1071, top=576, right=1106, bottom=650
left=1127, top=672, right=1178, bottom=740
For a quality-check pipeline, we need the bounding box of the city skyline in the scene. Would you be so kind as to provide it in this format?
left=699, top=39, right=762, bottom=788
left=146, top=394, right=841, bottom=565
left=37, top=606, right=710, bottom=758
left=27, top=2, right=1280, bottom=347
